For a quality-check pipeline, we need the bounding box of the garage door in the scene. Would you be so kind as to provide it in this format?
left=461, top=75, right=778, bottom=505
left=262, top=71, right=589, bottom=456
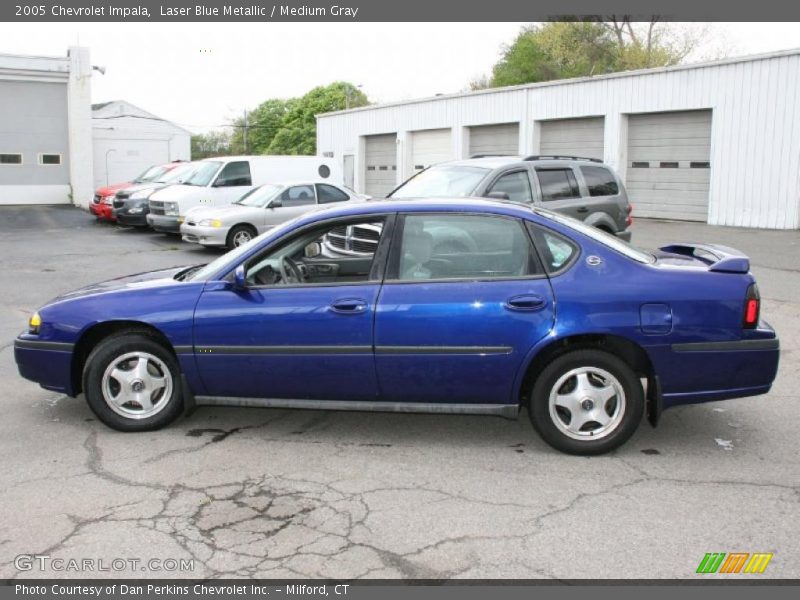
left=469, top=123, right=520, bottom=157
left=410, top=128, right=453, bottom=175
left=364, top=133, right=397, bottom=198
left=626, top=110, right=712, bottom=221
left=539, top=117, right=605, bottom=160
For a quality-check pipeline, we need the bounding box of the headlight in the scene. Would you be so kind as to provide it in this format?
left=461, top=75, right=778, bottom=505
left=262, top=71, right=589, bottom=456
left=102, top=195, right=114, bottom=205
left=198, top=219, right=223, bottom=228
left=28, top=312, right=41, bottom=334
left=164, top=202, right=179, bottom=216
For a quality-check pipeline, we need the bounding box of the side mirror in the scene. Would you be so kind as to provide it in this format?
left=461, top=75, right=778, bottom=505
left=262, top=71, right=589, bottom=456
left=486, top=191, right=510, bottom=201
left=213, top=178, right=228, bottom=188
left=233, top=264, right=247, bottom=290
left=269, top=198, right=283, bottom=209
left=304, top=242, right=322, bottom=258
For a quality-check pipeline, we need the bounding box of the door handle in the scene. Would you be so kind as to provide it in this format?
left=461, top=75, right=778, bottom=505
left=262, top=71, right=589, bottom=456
left=576, top=206, right=589, bottom=214
left=329, top=298, right=368, bottom=314
left=505, top=294, right=546, bottom=311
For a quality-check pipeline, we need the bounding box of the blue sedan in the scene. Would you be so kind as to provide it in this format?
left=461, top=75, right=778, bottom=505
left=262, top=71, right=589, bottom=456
left=14, top=199, right=780, bottom=455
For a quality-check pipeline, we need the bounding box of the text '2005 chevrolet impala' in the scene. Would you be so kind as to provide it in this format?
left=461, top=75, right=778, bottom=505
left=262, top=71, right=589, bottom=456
left=14, top=199, right=779, bottom=455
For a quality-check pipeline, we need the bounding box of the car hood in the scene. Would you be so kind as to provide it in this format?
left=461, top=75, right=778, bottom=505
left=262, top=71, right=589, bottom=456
left=52, top=266, right=197, bottom=302
left=116, top=181, right=168, bottom=198
left=96, top=182, right=130, bottom=196
left=185, top=203, right=259, bottom=222
left=150, top=184, right=205, bottom=202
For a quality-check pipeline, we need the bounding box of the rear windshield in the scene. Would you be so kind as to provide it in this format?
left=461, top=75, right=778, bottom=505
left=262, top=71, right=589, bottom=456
left=538, top=209, right=655, bottom=264
left=390, top=165, right=490, bottom=199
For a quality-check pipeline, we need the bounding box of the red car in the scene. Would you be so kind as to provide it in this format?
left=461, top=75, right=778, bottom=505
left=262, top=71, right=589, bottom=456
left=89, top=163, right=182, bottom=221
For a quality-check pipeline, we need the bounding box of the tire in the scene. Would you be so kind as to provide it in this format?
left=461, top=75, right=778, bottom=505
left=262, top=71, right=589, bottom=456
left=82, top=332, right=183, bottom=432
left=227, top=224, right=257, bottom=250
left=529, top=349, right=643, bottom=455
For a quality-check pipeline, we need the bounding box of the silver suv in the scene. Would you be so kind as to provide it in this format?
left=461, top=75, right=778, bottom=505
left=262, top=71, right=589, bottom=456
left=388, top=155, right=632, bottom=241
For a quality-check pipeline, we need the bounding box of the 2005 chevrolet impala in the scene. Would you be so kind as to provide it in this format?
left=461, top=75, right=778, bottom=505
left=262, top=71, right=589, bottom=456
left=14, top=199, right=779, bottom=455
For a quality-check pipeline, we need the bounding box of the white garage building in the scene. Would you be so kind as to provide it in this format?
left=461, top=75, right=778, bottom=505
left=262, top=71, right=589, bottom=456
left=0, top=47, right=190, bottom=208
left=317, top=48, right=800, bottom=229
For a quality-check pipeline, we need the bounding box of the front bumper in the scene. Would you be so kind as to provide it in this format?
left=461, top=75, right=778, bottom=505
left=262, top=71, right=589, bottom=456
left=114, top=210, right=149, bottom=227
left=147, top=214, right=181, bottom=233
left=180, top=223, right=228, bottom=246
left=90, top=202, right=115, bottom=220
left=14, top=335, right=76, bottom=396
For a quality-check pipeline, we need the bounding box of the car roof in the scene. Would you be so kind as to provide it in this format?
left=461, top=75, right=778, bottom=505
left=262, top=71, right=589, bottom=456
left=303, top=197, right=539, bottom=221
left=253, top=180, right=341, bottom=188
left=438, top=155, right=606, bottom=169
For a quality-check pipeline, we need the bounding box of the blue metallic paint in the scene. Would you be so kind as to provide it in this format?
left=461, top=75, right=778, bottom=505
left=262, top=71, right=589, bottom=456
left=14, top=199, right=779, bottom=416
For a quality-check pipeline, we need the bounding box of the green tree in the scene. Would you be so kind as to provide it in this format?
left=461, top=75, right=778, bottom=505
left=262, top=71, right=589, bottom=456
left=485, top=20, right=703, bottom=88
left=266, top=82, right=368, bottom=155
left=191, top=130, right=233, bottom=159
left=230, top=98, right=297, bottom=155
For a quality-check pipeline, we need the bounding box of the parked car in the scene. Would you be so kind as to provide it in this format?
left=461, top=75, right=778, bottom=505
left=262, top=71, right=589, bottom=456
left=14, top=199, right=779, bottom=455
left=112, top=161, right=200, bottom=228
left=389, top=155, right=633, bottom=240
left=181, top=181, right=368, bottom=250
left=89, top=163, right=181, bottom=221
left=147, top=156, right=341, bottom=234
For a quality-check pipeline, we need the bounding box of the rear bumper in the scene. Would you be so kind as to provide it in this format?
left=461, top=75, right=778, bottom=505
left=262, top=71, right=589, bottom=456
left=615, top=229, right=632, bottom=242
left=14, top=335, right=76, bottom=396
left=649, top=335, right=780, bottom=408
left=147, top=214, right=180, bottom=233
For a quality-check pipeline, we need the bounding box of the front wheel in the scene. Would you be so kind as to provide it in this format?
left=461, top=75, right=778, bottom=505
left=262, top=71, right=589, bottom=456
left=83, top=333, right=183, bottom=432
left=227, top=224, right=257, bottom=250
left=529, top=349, right=643, bottom=455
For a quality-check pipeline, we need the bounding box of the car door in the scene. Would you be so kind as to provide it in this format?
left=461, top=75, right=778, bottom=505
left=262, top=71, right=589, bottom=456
left=263, top=184, right=318, bottom=229
left=209, top=160, right=254, bottom=207
left=192, top=214, right=393, bottom=401
left=533, top=166, right=586, bottom=220
left=374, top=212, right=555, bottom=406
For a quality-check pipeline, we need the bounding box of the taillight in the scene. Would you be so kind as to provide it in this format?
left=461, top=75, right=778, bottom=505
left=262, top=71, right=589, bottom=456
left=625, top=203, right=633, bottom=226
left=743, top=283, right=760, bottom=328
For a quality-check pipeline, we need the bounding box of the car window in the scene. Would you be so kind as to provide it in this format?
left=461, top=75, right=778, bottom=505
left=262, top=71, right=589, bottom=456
left=580, top=166, right=619, bottom=197
left=244, top=218, right=386, bottom=287
left=536, top=168, right=581, bottom=201
left=392, top=214, right=541, bottom=281
left=390, top=165, right=490, bottom=199
left=280, top=185, right=316, bottom=207
left=316, top=184, right=350, bottom=204
left=215, top=161, right=252, bottom=187
left=487, top=170, right=533, bottom=204
left=183, top=161, right=222, bottom=186
left=526, top=223, right=579, bottom=274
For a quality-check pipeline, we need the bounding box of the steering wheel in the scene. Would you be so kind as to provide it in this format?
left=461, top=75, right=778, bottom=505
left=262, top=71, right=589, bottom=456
left=280, top=256, right=304, bottom=284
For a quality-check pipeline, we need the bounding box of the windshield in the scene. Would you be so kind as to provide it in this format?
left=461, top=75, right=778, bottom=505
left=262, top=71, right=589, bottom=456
left=132, top=165, right=168, bottom=183
left=235, top=184, right=282, bottom=207
left=155, top=163, right=196, bottom=184
left=182, top=161, right=222, bottom=186
left=539, top=209, right=655, bottom=264
left=390, top=165, right=490, bottom=199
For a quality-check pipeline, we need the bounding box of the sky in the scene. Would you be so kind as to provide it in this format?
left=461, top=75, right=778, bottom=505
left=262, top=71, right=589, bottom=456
left=1, top=22, right=799, bottom=134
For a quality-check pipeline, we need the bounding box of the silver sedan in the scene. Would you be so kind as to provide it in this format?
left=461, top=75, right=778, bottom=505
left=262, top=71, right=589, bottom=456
left=180, top=181, right=368, bottom=250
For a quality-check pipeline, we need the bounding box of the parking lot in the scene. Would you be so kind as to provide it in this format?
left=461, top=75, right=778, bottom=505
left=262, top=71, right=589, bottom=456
left=0, top=205, right=798, bottom=579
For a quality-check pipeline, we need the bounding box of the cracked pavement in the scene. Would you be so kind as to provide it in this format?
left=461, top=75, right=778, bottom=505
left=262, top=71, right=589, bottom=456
left=0, top=206, right=798, bottom=579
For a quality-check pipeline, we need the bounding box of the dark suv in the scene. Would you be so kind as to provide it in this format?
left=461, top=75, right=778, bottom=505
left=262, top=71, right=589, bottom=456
left=388, top=155, right=632, bottom=241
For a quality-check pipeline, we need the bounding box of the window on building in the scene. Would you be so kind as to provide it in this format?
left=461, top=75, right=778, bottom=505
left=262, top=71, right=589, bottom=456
left=536, top=168, right=581, bottom=201
left=39, top=154, right=62, bottom=166
left=580, top=166, right=619, bottom=197
left=0, top=154, right=23, bottom=165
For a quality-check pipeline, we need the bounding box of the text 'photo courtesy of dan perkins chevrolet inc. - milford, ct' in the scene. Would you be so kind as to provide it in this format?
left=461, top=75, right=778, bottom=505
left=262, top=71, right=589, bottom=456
left=47, top=4, right=361, bottom=19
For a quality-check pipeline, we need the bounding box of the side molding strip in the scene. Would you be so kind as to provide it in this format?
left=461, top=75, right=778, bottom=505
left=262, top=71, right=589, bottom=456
left=194, top=396, right=520, bottom=420
left=185, top=345, right=513, bottom=355
left=671, top=339, right=779, bottom=352
left=14, top=339, right=74, bottom=352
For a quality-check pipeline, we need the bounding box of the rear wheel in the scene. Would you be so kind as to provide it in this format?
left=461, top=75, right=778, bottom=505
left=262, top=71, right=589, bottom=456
left=227, top=224, right=257, bottom=250
left=529, top=349, right=643, bottom=455
left=83, top=333, right=183, bottom=431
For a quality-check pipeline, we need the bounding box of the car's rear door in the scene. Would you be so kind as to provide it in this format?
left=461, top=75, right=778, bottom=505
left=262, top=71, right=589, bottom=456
left=373, top=212, right=555, bottom=406
left=533, top=165, right=586, bottom=219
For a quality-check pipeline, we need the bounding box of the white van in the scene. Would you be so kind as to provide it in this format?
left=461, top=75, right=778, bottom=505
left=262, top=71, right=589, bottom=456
left=146, top=156, right=340, bottom=233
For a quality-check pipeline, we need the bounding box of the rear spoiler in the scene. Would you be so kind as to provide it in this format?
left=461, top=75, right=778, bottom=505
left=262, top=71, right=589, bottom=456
left=659, top=243, right=750, bottom=273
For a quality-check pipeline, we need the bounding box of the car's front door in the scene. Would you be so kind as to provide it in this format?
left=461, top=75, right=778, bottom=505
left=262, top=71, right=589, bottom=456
left=374, top=213, right=555, bottom=406
left=192, top=214, right=392, bottom=400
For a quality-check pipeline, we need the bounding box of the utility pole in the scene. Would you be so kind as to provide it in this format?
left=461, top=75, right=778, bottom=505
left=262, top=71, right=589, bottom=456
left=243, top=108, right=249, bottom=154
